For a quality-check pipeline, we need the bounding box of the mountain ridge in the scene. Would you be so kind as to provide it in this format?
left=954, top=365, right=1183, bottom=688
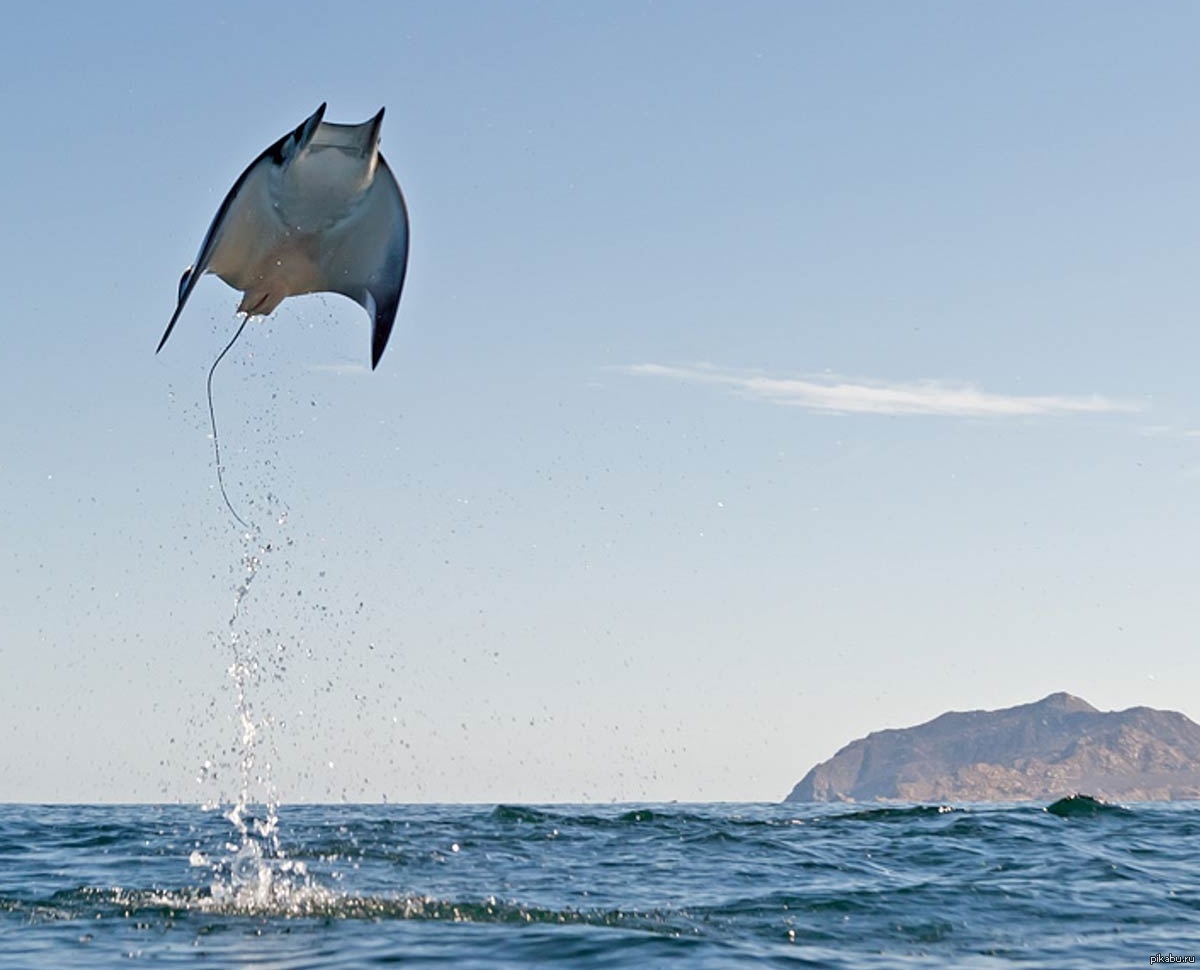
left=785, top=692, right=1200, bottom=803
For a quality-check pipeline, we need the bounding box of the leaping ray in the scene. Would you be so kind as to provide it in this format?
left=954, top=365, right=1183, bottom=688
left=157, top=103, right=410, bottom=370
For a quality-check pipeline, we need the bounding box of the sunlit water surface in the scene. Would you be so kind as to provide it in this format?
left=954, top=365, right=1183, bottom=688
left=1, top=799, right=1198, bottom=968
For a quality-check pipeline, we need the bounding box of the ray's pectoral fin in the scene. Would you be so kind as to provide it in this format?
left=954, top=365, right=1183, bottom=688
left=366, top=279, right=402, bottom=372
left=156, top=265, right=200, bottom=353
left=356, top=159, right=410, bottom=370
left=332, top=271, right=404, bottom=372
left=336, top=196, right=410, bottom=367
left=156, top=103, right=328, bottom=358
left=177, top=266, right=195, bottom=303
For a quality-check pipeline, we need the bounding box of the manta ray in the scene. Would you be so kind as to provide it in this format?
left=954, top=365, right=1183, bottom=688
left=157, top=103, right=409, bottom=370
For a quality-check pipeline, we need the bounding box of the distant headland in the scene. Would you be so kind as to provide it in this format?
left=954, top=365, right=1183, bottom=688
left=785, top=692, right=1200, bottom=803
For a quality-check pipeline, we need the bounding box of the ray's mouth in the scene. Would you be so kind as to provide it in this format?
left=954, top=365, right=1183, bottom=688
left=238, top=292, right=276, bottom=317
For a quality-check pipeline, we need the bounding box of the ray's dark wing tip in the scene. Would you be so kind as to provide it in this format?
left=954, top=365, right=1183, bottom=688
left=156, top=267, right=196, bottom=354
left=366, top=176, right=410, bottom=371
left=370, top=287, right=401, bottom=370
left=156, top=304, right=183, bottom=354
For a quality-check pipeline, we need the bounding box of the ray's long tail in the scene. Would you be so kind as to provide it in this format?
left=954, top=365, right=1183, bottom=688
left=207, top=317, right=253, bottom=531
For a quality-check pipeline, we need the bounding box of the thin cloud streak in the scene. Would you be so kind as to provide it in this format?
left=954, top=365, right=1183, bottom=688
left=1139, top=424, right=1200, bottom=439
left=304, top=362, right=371, bottom=376
left=624, top=364, right=1144, bottom=418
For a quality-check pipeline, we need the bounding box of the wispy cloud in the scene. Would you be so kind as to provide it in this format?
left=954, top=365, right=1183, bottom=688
left=304, top=362, right=370, bottom=376
left=1138, top=424, right=1200, bottom=439
left=622, top=363, right=1143, bottom=418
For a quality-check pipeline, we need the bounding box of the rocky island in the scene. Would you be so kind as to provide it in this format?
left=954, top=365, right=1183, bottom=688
left=786, top=692, right=1200, bottom=803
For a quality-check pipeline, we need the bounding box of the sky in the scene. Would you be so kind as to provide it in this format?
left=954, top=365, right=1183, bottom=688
left=3, top=2, right=1200, bottom=804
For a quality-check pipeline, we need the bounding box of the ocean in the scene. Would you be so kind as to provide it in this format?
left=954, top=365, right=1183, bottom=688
left=1, top=799, right=1196, bottom=968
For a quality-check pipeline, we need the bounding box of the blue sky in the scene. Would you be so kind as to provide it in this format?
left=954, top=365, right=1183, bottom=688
left=3, top=2, right=1200, bottom=803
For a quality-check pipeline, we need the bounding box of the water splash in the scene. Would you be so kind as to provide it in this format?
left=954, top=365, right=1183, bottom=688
left=226, top=536, right=270, bottom=812
left=203, top=825, right=330, bottom=915
left=196, top=503, right=321, bottom=911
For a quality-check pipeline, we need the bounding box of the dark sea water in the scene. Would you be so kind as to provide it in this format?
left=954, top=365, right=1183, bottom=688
left=1, top=799, right=1198, bottom=968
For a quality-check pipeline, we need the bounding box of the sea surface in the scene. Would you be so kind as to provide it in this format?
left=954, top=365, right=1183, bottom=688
left=1, top=799, right=1197, bottom=968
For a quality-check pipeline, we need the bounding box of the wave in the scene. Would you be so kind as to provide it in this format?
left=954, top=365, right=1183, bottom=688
left=490, top=805, right=553, bottom=824
left=820, top=804, right=960, bottom=823
left=1044, top=794, right=1133, bottom=818
left=4, top=884, right=692, bottom=933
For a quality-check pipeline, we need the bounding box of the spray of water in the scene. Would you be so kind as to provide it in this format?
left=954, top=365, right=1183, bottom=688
left=190, top=320, right=318, bottom=909
left=199, top=523, right=332, bottom=911
left=183, top=314, right=376, bottom=911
